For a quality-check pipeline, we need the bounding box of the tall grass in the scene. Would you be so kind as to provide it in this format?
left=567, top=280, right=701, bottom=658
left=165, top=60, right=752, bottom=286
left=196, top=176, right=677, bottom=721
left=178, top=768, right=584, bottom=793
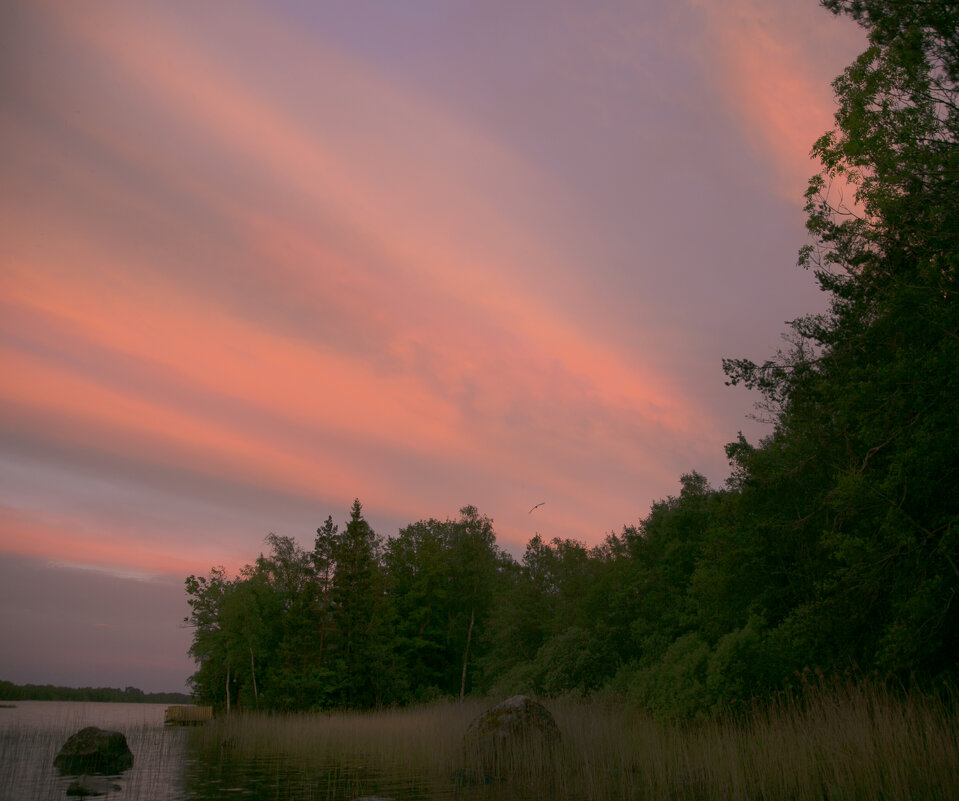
left=549, top=681, right=959, bottom=800
left=189, top=699, right=489, bottom=798
left=190, top=681, right=959, bottom=800
left=0, top=718, right=188, bottom=801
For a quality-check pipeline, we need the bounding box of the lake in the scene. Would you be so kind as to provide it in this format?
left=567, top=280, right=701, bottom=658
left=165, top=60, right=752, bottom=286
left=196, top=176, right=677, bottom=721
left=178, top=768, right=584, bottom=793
left=6, top=688, right=948, bottom=800
left=0, top=701, right=190, bottom=800
left=0, top=700, right=513, bottom=801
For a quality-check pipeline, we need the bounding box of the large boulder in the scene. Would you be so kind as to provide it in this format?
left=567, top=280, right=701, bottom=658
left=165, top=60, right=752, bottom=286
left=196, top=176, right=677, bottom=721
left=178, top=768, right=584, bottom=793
left=461, top=695, right=560, bottom=780
left=54, top=727, right=133, bottom=776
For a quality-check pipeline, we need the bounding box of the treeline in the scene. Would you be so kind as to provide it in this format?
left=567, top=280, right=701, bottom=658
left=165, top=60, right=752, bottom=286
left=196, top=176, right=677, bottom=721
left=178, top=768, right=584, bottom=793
left=185, top=503, right=509, bottom=710
left=185, top=0, right=958, bottom=717
left=0, top=680, right=190, bottom=704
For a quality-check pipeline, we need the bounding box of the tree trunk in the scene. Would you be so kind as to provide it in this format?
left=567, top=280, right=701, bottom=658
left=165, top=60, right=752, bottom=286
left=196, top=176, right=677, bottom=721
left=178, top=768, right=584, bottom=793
left=225, top=663, right=231, bottom=714
left=250, top=647, right=258, bottom=707
left=460, top=607, right=475, bottom=700
left=317, top=613, right=327, bottom=669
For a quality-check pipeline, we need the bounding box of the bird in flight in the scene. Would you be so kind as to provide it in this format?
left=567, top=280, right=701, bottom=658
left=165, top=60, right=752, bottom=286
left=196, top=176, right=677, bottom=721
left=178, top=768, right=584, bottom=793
left=528, top=502, right=546, bottom=514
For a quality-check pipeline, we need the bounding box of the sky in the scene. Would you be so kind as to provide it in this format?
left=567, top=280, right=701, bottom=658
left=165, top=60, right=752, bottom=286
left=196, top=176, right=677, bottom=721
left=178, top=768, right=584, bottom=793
left=0, top=0, right=864, bottom=694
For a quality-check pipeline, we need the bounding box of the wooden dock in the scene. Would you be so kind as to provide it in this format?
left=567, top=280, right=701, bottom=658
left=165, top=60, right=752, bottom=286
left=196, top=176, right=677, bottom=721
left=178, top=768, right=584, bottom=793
left=164, top=705, right=213, bottom=725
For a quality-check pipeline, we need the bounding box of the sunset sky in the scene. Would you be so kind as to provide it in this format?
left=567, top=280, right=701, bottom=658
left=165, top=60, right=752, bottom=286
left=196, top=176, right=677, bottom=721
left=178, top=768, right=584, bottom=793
left=0, top=1, right=863, bottom=693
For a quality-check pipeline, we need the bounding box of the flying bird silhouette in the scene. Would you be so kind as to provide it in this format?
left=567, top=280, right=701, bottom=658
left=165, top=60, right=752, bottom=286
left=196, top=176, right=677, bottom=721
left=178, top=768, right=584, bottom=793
left=528, top=502, right=546, bottom=514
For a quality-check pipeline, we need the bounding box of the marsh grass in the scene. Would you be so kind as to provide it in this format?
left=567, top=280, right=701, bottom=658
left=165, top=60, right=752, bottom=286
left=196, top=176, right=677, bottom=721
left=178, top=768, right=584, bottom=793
left=190, top=682, right=959, bottom=800
left=189, top=699, right=490, bottom=798
left=551, top=682, right=959, bottom=800
left=0, top=704, right=188, bottom=801
left=0, top=723, right=68, bottom=799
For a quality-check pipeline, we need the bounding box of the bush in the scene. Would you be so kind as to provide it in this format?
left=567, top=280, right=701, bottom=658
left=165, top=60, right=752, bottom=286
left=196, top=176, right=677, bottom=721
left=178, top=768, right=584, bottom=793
left=706, top=615, right=767, bottom=709
left=532, top=627, right=616, bottom=696
left=627, top=633, right=711, bottom=719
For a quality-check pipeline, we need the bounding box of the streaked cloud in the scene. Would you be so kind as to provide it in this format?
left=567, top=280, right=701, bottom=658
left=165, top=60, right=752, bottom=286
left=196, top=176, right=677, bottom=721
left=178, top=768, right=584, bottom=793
left=690, top=0, right=863, bottom=199
left=0, top=0, right=863, bottom=690
left=48, top=561, right=161, bottom=584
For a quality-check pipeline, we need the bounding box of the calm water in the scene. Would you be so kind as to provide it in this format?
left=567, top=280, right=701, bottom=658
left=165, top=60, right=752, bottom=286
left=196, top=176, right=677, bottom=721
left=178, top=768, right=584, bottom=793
left=0, top=701, right=188, bottom=801
left=0, top=701, right=506, bottom=801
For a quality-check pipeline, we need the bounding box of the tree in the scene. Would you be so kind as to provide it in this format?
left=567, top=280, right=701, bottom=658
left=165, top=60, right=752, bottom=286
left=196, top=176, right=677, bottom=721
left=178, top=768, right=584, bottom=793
left=384, top=517, right=453, bottom=700
left=384, top=505, right=505, bottom=700
left=312, top=515, right=339, bottom=679
left=185, top=534, right=329, bottom=711
left=250, top=534, right=327, bottom=710
left=326, top=499, right=396, bottom=707
left=184, top=567, right=234, bottom=709
left=218, top=571, right=270, bottom=708
left=724, top=0, right=959, bottom=684
left=446, top=505, right=501, bottom=698
left=624, top=474, right=718, bottom=661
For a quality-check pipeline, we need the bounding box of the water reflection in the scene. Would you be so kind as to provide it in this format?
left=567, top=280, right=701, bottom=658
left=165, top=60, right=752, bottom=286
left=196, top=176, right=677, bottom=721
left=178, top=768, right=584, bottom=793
left=0, top=703, right=558, bottom=801
left=180, top=746, right=543, bottom=801
left=0, top=702, right=189, bottom=801
left=183, top=750, right=443, bottom=801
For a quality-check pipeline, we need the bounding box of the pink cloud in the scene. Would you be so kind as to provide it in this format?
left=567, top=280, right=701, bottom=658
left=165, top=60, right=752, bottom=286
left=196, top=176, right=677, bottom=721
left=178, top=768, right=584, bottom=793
left=1, top=0, right=788, bottom=580
left=693, top=0, right=864, bottom=201
left=48, top=0, right=702, bottom=428
left=0, top=506, right=211, bottom=579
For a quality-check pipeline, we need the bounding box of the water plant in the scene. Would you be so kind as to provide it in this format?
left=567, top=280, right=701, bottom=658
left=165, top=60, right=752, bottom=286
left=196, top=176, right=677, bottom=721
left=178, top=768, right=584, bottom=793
left=186, top=682, right=959, bottom=800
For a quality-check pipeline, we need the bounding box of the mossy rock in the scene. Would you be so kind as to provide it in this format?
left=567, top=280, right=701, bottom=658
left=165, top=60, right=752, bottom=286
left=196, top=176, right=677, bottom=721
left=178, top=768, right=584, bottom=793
left=461, top=695, right=560, bottom=780
left=54, top=727, right=133, bottom=776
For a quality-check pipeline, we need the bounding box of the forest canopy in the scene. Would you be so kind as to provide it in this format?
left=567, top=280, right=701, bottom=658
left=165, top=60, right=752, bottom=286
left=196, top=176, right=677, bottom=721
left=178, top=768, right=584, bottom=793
left=184, top=0, right=958, bottom=716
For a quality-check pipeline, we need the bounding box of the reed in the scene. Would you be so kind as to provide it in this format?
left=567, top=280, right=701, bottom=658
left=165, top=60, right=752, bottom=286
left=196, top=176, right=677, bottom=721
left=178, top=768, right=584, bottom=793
left=190, top=681, right=959, bottom=800
left=0, top=725, right=62, bottom=799
left=0, top=719, right=188, bottom=800
left=189, top=698, right=488, bottom=796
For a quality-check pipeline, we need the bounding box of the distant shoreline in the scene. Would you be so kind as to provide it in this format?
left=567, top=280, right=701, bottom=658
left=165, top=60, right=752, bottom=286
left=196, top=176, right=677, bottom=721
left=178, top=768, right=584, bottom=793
left=0, top=680, right=191, bottom=705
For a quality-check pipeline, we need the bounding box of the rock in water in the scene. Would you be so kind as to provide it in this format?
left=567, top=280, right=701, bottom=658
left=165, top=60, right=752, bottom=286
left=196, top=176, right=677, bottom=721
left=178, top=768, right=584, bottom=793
left=54, top=727, right=133, bottom=775
left=461, top=695, right=560, bottom=780
left=464, top=694, right=561, bottom=748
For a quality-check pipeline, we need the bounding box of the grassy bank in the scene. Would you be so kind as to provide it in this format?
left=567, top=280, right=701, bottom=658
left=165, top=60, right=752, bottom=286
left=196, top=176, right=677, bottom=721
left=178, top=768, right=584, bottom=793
left=189, top=681, right=959, bottom=800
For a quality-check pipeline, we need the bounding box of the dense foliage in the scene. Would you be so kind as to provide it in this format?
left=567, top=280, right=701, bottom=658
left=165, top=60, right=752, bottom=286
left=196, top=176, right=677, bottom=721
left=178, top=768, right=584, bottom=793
left=185, top=502, right=510, bottom=709
left=0, top=681, right=190, bottom=704
left=184, top=0, right=958, bottom=715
